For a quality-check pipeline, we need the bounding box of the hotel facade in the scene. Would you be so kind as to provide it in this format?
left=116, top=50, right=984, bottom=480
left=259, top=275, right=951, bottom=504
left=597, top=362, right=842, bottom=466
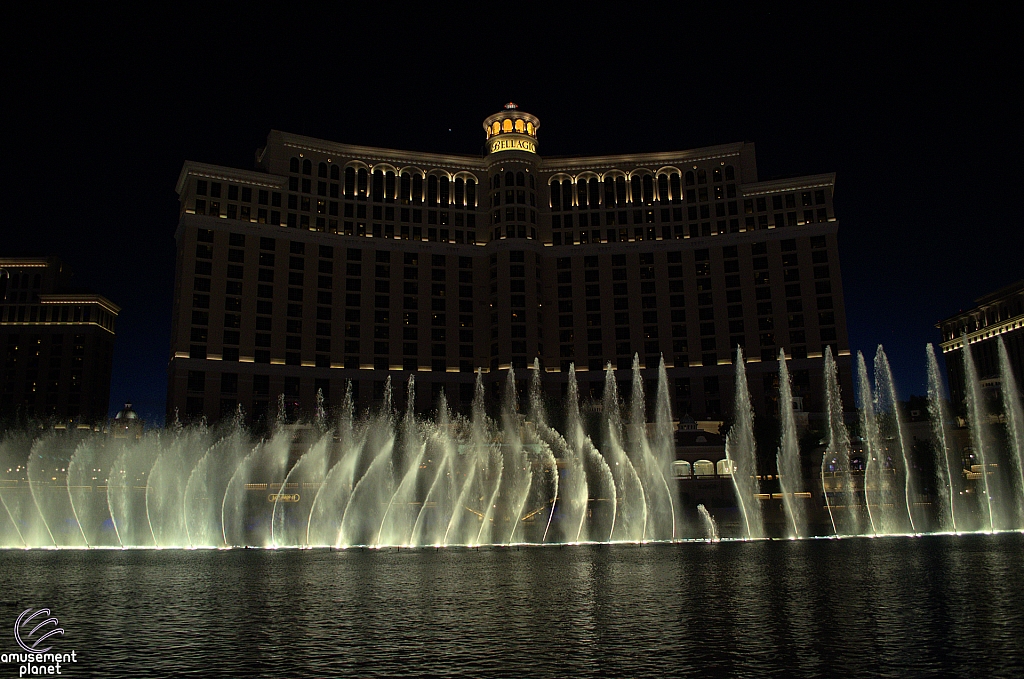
left=167, top=104, right=852, bottom=425
left=0, top=257, right=119, bottom=423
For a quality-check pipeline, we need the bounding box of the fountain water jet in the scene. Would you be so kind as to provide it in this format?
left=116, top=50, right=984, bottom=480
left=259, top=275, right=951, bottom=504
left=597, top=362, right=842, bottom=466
left=726, top=347, right=762, bottom=539
left=776, top=349, right=805, bottom=538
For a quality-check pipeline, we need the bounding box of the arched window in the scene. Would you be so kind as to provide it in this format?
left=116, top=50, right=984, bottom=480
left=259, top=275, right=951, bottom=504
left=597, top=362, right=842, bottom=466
left=330, top=165, right=340, bottom=181
left=344, top=167, right=355, bottom=197
left=516, top=171, right=525, bottom=187
left=529, top=174, right=535, bottom=189
left=715, top=459, right=733, bottom=476
left=372, top=170, right=384, bottom=202
left=515, top=119, right=524, bottom=133
left=492, top=121, right=500, bottom=136
left=725, top=165, right=735, bottom=181
left=502, top=119, right=513, bottom=132
left=670, top=173, right=681, bottom=204
left=400, top=173, right=411, bottom=203
left=697, top=169, right=706, bottom=184
left=587, top=178, right=600, bottom=208
left=526, top=121, right=534, bottom=135
left=318, top=162, right=327, bottom=178
left=466, top=179, right=476, bottom=208
left=302, top=159, right=312, bottom=175
left=550, top=181, right=561, bottom=210
left=427, top=175, right=438, bottom=206
left=673, top=461, right=692, bottom=478
left=412, top=174, right=423, bottom=204
left=439, top=176, right=450, bottom=205
left=577, top=180, right=588, bottom=209
left=695, top=460, right=716, bottom=477
left=493, top=174, right=501, bottom=189
left=604, top=177, right=616, bottom=207
left=289, top=157, right=300, bottom=173
left=642, top=175, right=654, bottom=204
left=561, top=180, right=573, bottom=208
left=685, top=171, right=695, bottom=186
left=658, top=175, right=669, bottom=204
left=385, top=171, right=395, bottom=202
left=615, top=177, right=627, bottom=206
left=505, top=171, right=514, bottom=187
left=454, top=178, right=465, bottom=207
left=357, top=168, right=368, bottom=197
left=630, top=176, right=642, bottom=204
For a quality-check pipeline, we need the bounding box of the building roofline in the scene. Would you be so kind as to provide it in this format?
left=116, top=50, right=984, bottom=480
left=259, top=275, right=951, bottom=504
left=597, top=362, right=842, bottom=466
left=538, top=142, right=749, bottom=171
left=271, top=130, right=489, bottom=170
left=38, top=294, right=121, bottom=315
left=741, top=173, right=837, bottom=195
left=176, top=162, right=287, bottom=195
left=973, top=279, right=1024, bottom=306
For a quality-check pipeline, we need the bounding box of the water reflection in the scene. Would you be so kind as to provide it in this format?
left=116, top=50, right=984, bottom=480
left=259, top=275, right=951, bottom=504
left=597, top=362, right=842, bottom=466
left=1, top=536, right=1022, bottom=678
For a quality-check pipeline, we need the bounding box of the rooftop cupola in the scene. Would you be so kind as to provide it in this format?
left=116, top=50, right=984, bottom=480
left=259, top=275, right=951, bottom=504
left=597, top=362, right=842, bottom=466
left=482, top=102, right=539, bottom=155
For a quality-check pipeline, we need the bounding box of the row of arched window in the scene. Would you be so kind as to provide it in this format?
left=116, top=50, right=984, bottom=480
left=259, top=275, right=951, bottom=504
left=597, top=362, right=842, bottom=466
left=288, top=158, right=478, bottom=208
left=549, top=166, right=735, bottom=209
left=486, top=118, right=537, bottom=138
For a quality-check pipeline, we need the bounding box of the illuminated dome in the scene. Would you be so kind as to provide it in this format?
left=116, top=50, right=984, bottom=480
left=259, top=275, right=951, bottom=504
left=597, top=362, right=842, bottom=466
left=114, top=402, right=138, bottom=420
left=483, top=103, right=539, bottom=155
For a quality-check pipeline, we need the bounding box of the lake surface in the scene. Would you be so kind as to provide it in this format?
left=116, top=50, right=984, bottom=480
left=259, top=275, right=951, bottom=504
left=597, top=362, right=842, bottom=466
left=2, top=533, right=1022, bottom=678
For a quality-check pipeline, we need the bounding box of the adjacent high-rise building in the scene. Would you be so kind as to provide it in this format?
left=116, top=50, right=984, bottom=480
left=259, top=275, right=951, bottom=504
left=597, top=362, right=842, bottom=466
left=0, top=257, right=119, bottom=422
left=938, top=280, right=1024, bottom=409
left=167, top=104, right=852, bottom=425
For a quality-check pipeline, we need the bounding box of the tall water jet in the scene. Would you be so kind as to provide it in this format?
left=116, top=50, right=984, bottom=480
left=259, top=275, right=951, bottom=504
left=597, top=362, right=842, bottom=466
left=821, top=347, right=857, bottom=535
left=776, top=349, right=806, bottom=538
left=874, top=346, right=917, bottom=534
left=962, top=337, right=996, bottom=531
left=926, top=343, right=961, bottom=533
left=444, top=371, right=496, bottom=546
left=997, top=336, right=1024, bottom=528
left=726, top=346, right=763, bottom=539
left=565, top=364, right=615, bottom=542
left=653, top=357, right=680, bottom=540
left=527, top=359, right=565, bottom=543
left=602, top=364, right=646, bottom=541
left=856, top=352, right=882, bottom=535
left=627, top=354, right=675, bottom=541
left=337, top=377, right=397, bottom=546
left=377, top=377, right=431, bottom=546
left=697, top=504, right=719, bottom=542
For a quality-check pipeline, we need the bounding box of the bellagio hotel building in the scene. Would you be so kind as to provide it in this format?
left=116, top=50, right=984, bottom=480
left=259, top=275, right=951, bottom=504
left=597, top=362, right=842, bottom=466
left=167, top=104, right=852, bottom=424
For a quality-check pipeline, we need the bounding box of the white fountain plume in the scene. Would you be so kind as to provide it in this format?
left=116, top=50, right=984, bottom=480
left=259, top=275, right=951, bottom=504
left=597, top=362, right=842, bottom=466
left=821, top=347, right=855, bottom=536
left=697, top=504, right=719, bottom=542
left=926, top=343, right=960, bottom=533
left=726, top=346, right=763, bottom=539
left=874, top=346, right=917, bottom=534
left=856, top=351, right=882, bottom=535
left=527, top=360, right=562, bottom=543
left=564, top=363, right=614, bottom=542
left=603, top=363, right=646, bottom=542
left=653, top=357, right=680, bottom=540
left=776, top=349, right=805, bottom=539
left=962, top=335, right=996, bottom=531
left=997, top=336, right=1024, bottom=528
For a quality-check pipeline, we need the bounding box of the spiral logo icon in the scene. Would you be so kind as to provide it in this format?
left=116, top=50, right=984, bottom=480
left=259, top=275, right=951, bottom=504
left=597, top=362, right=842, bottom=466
left=14, top=608, right=64, bottom=653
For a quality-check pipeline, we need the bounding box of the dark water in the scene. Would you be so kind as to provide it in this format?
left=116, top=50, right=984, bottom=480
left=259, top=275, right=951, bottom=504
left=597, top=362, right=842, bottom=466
left=1, top=534, right=1022, bottom=678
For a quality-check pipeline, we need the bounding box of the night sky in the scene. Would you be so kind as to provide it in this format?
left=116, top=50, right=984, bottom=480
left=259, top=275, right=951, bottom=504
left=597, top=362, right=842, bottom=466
left=6, top=7, right=1020, bottom=424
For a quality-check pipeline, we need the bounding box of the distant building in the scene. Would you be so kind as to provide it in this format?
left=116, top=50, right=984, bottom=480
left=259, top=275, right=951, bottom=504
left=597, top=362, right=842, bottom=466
left=167, top=103, right=853, bottom=425
left=0, top=257, right=119, bottom=423
left=938, top=280, right=1024, bottom=411
left=110, top=402, right=144, bottom=439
